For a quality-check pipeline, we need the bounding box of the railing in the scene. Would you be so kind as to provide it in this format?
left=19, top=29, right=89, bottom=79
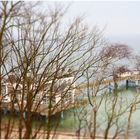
left=77, top=75, right=140, bottom=89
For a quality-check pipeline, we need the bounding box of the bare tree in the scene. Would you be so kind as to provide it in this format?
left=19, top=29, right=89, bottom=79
left=1, top=2, right=138, bottom=139
left=0, top=1, right=108, bottom=139
left=73, top=43, right=133, bottom=139
left=0, top=1, right=24, bottom=138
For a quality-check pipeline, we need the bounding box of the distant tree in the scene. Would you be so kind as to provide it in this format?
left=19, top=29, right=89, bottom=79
left=115, top=66, right=130, bottom=74
left=135, top=55, right=140, bottom=72
left=101, top=43, right=131, bottom=60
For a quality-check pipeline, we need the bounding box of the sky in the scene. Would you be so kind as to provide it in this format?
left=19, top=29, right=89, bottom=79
left=45, top=1, right=140, bottom=54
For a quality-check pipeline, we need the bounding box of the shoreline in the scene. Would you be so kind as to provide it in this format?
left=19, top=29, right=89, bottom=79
left=1, top=128, right=126, bottom=139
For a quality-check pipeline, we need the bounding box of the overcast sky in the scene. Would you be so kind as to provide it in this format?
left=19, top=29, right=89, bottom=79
left=44, top=1, right=140, bottom=54
left=67, top=1, right=140, bottom=36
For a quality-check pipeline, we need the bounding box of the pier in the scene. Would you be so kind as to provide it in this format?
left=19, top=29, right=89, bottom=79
left=78, top=75, right=140, bottom=89
left=1, top=73, right=140, bottom=117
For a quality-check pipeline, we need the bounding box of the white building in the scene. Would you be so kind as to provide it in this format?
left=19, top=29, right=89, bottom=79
left=1, top=71, right=76, bottom=109
left=117, top=71, right=132, bottom=78
left=117, top=70, right=140, bottom=78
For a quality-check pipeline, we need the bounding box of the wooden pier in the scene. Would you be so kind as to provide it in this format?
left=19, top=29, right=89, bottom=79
left=1, top=74, right=140, bottom=117
left=77, top=75, right=140, bottom=89
left=1, top=99, right=87, bottom=117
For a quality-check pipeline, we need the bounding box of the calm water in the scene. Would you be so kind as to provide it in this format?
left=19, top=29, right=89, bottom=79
left=54, top=88, right=140, bottom=138
left=2, top=87, right=140, bottom=138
